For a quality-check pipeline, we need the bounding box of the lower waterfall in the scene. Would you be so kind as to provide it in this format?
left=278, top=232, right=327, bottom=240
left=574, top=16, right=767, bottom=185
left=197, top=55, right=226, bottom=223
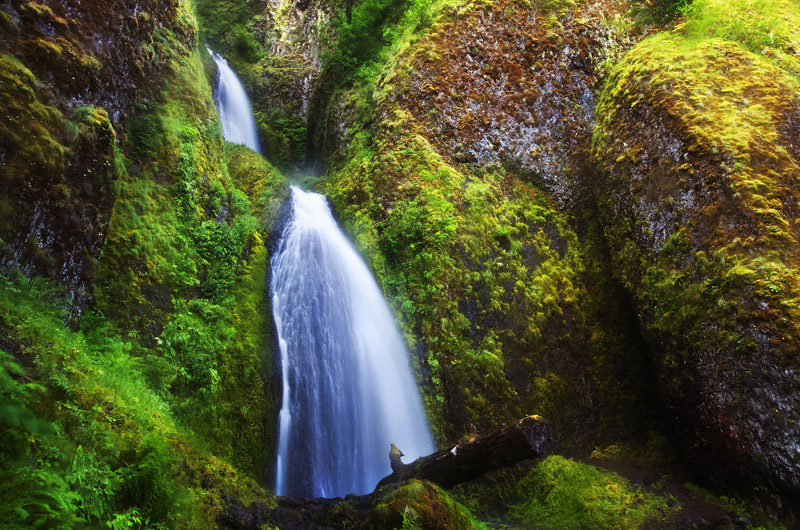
left=272, top=186, right=434, bottom=498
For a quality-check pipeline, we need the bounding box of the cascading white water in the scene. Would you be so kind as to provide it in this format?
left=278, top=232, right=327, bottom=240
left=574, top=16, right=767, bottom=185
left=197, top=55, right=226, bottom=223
left=208, top=48, right=261, bottom=153
left=272, top=187, right=435, bottom=498
left=207, top=47, right=433, bottom=498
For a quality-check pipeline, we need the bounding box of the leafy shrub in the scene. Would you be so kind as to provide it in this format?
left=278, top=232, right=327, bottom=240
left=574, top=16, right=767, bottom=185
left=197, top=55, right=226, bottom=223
left=0, top=349, right=80, bottom=529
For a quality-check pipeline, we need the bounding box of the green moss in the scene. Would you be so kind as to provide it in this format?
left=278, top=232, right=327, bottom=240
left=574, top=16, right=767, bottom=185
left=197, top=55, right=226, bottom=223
left=681, top=0, right=800, bottom=75
left=592, top=0, right=800, bottom=511
left=0, top=53, right=68, bottom=180
left=194, top=0, right=266, bottom=65
left=313, top=0, right=671, bottom=452
left=321, top=114, right=599, bottom=446
left=368, top=480, right=487, bottom=530
left=594, top=0, right=800, bottom=356
left=509, top=456, right=678, bottom=529
left=95, top=40, right=288, bottom=480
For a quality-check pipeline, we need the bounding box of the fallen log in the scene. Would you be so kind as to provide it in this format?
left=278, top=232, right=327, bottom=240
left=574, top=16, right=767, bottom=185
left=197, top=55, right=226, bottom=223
left=376, top=414, right=552, bottom=490
left=224, top=415, right=552, bottom=530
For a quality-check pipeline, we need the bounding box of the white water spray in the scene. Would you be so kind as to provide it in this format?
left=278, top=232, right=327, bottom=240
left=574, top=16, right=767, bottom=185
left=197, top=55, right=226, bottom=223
left=272, top=187, right=434, bottom=498
left=208, top=48, right=261, bottom=153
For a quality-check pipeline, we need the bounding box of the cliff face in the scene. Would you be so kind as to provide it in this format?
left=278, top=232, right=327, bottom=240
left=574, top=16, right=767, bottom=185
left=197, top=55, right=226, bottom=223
left=1, top=1, right=288, bottom=527
left=594, top=1, right=800, bottom=508
left=385, top=0, right=631, bottom=207
left=0, top=0, right=196, bottom=312
left=310, top=0, right=800, bottom=517
left=312, top=0, right=668, bottom=455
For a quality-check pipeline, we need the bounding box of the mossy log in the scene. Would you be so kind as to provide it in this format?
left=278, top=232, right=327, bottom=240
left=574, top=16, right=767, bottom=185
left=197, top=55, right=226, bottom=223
left=224, top=415, right=551, bottom=529
left=377, top=414, right=552, bottom=490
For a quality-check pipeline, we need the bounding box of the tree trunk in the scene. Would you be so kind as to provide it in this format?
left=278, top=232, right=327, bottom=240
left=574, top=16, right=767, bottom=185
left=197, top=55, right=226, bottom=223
left=376, top=414, right=552, bottom=489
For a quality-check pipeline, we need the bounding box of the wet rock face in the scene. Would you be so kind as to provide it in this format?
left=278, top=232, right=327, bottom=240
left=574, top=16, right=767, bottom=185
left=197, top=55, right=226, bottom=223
left=245, top=0, right=333, bottom=170
left=0, top=0, right=194, bottom=311
left=594, top=35, right=800, bottom=511
left=2, top=0, right=194, bottom=122
left=388, top=0, right=632, bottom=207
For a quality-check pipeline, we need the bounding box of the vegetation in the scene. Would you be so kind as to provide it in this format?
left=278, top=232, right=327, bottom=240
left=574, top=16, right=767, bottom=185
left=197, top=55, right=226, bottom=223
left=593, top=0, right=800, bottom=512
left=96, top=42, right=289, bottom=478
left=509, top=456, right=678, bottom=529
left=367, top=480, right=488, bottom=530
left=316, top=0, right=666, bottom=457
left=2, top=0, right=800, bottom=525
left=0, top=273, right=209, bottom=528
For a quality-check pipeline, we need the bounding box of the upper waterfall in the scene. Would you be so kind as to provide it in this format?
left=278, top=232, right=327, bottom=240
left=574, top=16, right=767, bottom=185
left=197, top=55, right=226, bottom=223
left=272, top=186, right=435, bottom=498
left=208, top=48, right=261, bottom=153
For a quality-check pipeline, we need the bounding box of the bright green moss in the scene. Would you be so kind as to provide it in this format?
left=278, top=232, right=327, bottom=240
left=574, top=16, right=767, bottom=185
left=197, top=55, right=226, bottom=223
left=681, top=0, right=800, bottom=75
left=509, top=456, right=678, bottom=529
left=594, top=0, right=800, bottom=354
left=95, top=41, right=288, bottom=480
left=368, top=480, right=488, bottom=530
left=0, top=53, right=67, bottom=179
left=313, top=0, right=671, bottom=453
left=320, top=112, right=600, bottom=446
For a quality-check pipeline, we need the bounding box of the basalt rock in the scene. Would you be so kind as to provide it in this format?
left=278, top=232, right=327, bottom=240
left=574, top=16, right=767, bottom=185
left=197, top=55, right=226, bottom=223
left=385, top=0, right=635, bottom=208
left=594, top=29, right=800, bottom=516
left=0, top=0, right=196, bottom=313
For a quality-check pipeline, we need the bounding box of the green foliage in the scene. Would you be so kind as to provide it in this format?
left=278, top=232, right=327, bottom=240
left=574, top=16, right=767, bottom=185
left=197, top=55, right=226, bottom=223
left=325, top=0, right=445, bottom=83
left=97, top=45, right=289, bottom=480
left=632, top=0, right=693, bottom=25
left=194, top=0, right=265, bottom=65
left=509, top=456, right=677, bottom=529
left=0, top=348, right=82, bottom=530
left=127, top=100, right=165, bottom=157
left=1, top=1, right=284, bottom=527
left=327, top=0, right=411, bottom=78
left=0, top=273, right=212, bottom=528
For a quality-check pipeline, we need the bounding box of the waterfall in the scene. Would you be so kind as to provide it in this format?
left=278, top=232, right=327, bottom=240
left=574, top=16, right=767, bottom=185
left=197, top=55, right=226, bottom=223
left=272, top=187, right=434, bottom=498
left=208, top=48, right=261, bottom=153
left=207, top=47, right=433, bottom=498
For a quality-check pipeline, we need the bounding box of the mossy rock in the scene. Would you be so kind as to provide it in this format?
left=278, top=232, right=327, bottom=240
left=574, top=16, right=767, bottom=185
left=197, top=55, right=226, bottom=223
left=365, top=479, right=483, bottom=530
left=381, top=0, right=635, bottom=206
left=316, top=0, right=666, bottom=453
left=593, top=0, right=800, bottom=510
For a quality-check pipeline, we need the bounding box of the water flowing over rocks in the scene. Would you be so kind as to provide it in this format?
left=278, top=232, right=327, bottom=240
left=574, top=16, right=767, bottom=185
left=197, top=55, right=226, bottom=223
left=271, top=186, right=434, bottom=497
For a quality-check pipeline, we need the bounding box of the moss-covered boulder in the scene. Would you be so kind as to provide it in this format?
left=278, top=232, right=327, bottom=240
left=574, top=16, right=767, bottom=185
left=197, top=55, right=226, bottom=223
left=593, top=0, right=800, bottom=510
left=365, top=479, right=482, bottom=529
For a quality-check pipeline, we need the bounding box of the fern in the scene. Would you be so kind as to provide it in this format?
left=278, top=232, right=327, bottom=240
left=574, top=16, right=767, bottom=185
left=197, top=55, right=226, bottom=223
left=0, top=350, right=80, bottom=529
